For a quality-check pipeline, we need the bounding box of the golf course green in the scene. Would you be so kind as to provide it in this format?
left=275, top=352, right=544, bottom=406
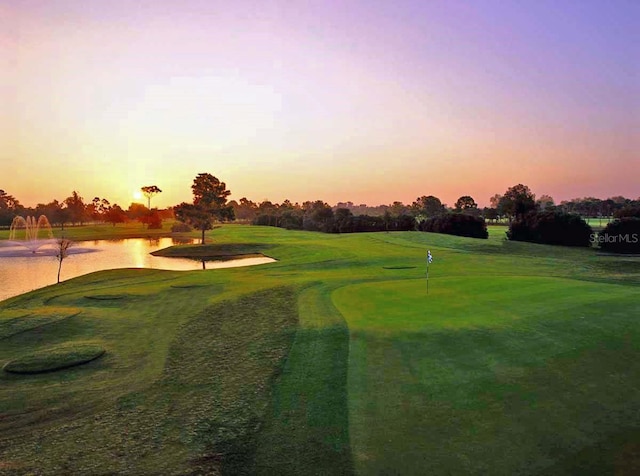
left=1, top=224, right=639, bottom=475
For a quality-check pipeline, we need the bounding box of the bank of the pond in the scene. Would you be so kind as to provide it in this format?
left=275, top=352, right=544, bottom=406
left=151, top=242, right=274, bottom=261
left=0, top=237, right=275, bottom=303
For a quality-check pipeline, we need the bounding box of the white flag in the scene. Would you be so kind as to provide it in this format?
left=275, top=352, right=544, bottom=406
left=427, top=250, right=433, bottom=264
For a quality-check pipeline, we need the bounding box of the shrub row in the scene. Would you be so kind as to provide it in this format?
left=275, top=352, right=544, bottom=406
left=598, top=218, right=640, bottom=254
left=507, top=211, right=593, bottom=247
left=417, top=213, right=488, bottom=239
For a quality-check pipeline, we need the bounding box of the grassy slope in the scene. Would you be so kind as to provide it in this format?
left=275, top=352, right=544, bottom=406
left=1, top=224, right=639, bottom=474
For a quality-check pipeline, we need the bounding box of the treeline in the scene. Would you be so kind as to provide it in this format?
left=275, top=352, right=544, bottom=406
left=229, top=193, right=640, bottom=225
left=3, top=184, right=639, bottom=252
left=230, top=185, right=639, bottom=251
left=250, top=200, right=416, bottom=233
left=0, top=189, right=172, bottom=229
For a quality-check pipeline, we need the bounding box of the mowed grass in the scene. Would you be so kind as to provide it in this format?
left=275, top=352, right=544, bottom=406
left=333, top=277, right=640, bottom=475
left=3, top=341, right=105, bottom=374
left=1, top=224, right=639, bottom=474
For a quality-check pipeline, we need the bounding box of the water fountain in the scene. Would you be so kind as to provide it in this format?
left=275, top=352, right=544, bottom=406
left=1, top=215, right=58, bottom=255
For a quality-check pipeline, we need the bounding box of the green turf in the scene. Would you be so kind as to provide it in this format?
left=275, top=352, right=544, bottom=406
left=3, top=341, right=105, bottom=374
left=0, top=224, right=639, bottom=474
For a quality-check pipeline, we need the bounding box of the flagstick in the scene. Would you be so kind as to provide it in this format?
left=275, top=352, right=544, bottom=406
left=426, top=262, right=429, bottom=294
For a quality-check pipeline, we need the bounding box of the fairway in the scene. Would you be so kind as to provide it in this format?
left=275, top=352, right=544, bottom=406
left=1, top=225, right=639, bottom=474
left=334, top=277, right=640, bottom=475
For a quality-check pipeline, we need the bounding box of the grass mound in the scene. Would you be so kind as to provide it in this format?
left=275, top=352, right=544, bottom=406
left=3, top=342, right=105, bottom=374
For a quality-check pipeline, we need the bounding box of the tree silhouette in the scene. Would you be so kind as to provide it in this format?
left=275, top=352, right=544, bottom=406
left=55, top=238, right=72, bottom=283
left=412, top=195, right=445, bottom=217
left=174, top=173, right=234, bottom=244
left=499, top=184, right=536, bottom=221
left=141, top=185, right=162, bottom=210
left=64, top=191, right=86, bottom=225
left=455, top=196, right=478, bottom=210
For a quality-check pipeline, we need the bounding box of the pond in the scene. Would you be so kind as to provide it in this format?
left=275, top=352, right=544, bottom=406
left=0, top=237, right=275, bottom=303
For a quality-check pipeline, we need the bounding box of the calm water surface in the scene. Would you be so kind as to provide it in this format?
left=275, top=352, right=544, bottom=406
left=0, top=237, right=274, bottom=302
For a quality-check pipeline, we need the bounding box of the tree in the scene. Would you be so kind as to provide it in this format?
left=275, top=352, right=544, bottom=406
left=0, top=190, right=23, bottom=226
left=257, top=200, right=278, bottom=226
left=334, top=208, right=354, bottom=233
left=46, top=200, right=70, bottom=229
left=140, top=210, right=163, bottom=229
left=388, top=201, right=409, bottom=217
left=483, top=207, right=499, bottom=223
left=141, top=185, right=162, bottom=210
left=412, top=195, right=445, bottom=217
left=55, top=238, right=73, bottom=283
left=499, top=184, right=536, bottom=221
left=104, top=204, right=127, bottom=226
left=536, top=194, right=555, bottom=210
left=90, top=197, right=111, bottom=221
left=127, top=202, right=149, bottom=221
left=174, top=173, right=234, bottom=244
left=302, top=200, right=334, bottom=232
left=455, top=196, right=478, bottom=211
left=64, top=191, right=87, bottom=225
left=231, top=197, right=258, bottom=221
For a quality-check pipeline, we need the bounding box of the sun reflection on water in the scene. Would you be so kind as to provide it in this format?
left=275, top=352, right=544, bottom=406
left=0, top=237, right=274, bottom=302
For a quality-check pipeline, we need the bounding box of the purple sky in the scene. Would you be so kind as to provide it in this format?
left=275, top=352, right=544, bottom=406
left=2, top=0, right=638, bottom=208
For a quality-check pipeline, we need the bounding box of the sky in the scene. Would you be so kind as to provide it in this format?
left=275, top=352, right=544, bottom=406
left=2, top=0, right=638, bottom=209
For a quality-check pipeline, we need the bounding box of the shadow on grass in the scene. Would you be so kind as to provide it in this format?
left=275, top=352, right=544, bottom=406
left=254, top=283, right=354, bottom=476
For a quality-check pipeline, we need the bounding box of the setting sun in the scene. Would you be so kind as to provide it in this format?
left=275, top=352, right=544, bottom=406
left=133, top=190, right=143, bottom=201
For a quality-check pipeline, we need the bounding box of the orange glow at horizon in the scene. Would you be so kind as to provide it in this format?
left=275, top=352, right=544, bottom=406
left=2, top=1, right=638, bottom=210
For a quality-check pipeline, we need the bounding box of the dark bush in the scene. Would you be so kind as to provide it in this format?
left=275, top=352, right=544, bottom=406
left=279, top=210, right=303, bottom=230
left=598, top=218, right=640, bottom=254
left=252, top=214, right=273, bottom=226
left=507, top=211, right=592, bottom=247
left=388, top=214, right=417, bottom=231
left=418, top=213, right=488, bottom=239
left=351, top=215, right=384, bottom=232
left=250, top=210, right=415, bottom=233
